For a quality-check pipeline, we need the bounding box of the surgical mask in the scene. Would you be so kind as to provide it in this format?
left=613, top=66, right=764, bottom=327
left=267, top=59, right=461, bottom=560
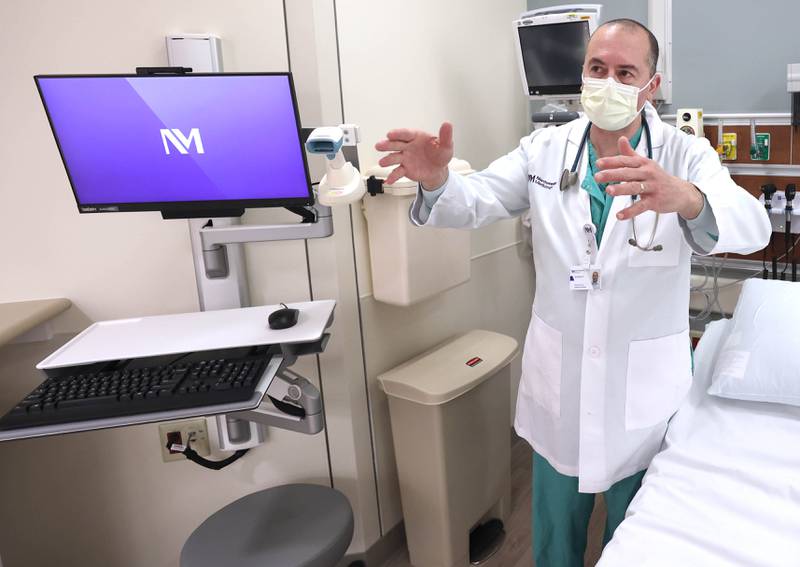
left=580, top=75, right=656, bottom=131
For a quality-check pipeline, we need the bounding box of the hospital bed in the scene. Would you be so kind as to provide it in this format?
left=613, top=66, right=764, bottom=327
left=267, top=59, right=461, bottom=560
left=598, top=283, right=800, bottom=567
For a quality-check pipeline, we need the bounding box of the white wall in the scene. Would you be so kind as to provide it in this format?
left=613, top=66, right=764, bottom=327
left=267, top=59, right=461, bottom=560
left=335, top=0, right=533, bottom=532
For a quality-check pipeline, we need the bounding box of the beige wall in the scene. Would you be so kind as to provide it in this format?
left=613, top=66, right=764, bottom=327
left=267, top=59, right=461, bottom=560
left=0, top=0, right=535, bottom=564
left=0, top=0, right=290, bottom=326
left=335, top=0, right=532, bottom=532
left=0, top=2, right=334, bottom=567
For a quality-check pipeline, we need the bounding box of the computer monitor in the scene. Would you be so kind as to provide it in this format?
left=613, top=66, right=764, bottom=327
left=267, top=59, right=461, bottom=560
left=513, top=5, right=601, bottom=99
left=35, top=73, right=314, bottom=217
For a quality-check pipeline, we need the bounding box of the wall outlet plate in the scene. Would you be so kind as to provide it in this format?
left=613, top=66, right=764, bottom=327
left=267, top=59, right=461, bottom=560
left=158, top=418, right=210, bottom=463
left=750, top=133, right=771, bottom=161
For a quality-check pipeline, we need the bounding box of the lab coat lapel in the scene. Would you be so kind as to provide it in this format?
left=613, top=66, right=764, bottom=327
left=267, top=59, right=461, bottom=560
left=564, top=118, right=593, bottom=233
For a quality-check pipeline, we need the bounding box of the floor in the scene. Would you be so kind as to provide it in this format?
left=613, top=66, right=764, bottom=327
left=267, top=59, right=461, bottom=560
left=382, top=434, right=606, bottom=567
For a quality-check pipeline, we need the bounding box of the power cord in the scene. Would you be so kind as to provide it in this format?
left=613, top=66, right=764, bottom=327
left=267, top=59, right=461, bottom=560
left=167, top=435, right=249, bottom=471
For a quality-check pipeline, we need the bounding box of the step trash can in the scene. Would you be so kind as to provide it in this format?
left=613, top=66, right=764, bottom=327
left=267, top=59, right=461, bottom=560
left=378, top=330, right=519, bottom=567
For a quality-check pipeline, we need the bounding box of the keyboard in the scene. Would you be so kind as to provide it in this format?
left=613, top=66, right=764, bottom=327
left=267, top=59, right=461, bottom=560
left=0, top=346, right=277, bottom=431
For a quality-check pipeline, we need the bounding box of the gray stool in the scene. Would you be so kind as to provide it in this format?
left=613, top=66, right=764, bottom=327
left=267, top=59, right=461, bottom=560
left=181, top=484, right=354, bottom=567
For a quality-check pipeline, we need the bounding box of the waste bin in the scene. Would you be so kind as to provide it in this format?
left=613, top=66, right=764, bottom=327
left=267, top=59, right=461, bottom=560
left=362, top=159, right=474, bottom=307
left=378, top=330, right=519, bottom=567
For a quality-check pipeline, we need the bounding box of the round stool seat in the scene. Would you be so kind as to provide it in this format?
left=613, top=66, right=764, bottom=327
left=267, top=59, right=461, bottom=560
left=181, top=483, right=354, bottom=567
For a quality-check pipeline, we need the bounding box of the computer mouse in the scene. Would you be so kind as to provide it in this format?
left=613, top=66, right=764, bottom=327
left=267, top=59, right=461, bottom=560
left=268, top=304, right=299, bottom=330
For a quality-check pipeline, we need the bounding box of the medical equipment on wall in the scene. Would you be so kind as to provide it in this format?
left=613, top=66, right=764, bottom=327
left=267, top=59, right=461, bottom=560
left=647, top=0, right=673, bottom=104
left=362, top=159, right=474, bottom=306
left=755, top=184, right=800, bottom=282
left=513, top=4, right=602, bottom=100
left=788, top=63, right=800, bottom=126
left=559, top=111, right=663, bottom=252
left=714, top=120, right=737, bottom=162
left=676, top=108, right=703, bottom=136
left=166, top=34, right=223, bottom=72
left=305, top=125, right=366, bottom=206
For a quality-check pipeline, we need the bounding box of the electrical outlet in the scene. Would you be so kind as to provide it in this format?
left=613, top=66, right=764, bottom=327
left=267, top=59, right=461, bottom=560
left=158, top=418, right=210, bottom=463
left=750, top=133, right=771, bottom=161
left=718, top=132, right=737, bottom=161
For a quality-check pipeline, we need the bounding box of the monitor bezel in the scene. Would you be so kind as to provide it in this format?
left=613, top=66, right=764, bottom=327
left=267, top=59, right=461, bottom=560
left=515, top=19, right=591, bottom=98
left=34, top=72, right=315, bottom=216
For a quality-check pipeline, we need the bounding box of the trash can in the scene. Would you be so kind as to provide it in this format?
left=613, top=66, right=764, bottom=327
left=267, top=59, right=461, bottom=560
left=378, top=330, right=519, bottom=567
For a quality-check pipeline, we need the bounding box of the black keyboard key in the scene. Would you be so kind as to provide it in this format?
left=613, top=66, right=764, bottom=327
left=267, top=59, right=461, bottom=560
left=9, top=405, right=28, bottom=416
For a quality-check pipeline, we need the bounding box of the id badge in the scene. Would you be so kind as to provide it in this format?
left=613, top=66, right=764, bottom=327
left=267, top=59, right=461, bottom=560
left=569, top=265, right=602, bottom=291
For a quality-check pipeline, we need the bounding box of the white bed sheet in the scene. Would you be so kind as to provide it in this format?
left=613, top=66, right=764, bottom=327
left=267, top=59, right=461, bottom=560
left=598, top=318, right=800, bottom=567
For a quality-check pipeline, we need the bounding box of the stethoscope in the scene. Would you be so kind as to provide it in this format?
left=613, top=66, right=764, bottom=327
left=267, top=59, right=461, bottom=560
left=559, top=111, right=662, bottom=252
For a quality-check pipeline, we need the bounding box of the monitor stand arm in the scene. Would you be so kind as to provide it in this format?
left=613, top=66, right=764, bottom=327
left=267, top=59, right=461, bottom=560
left=198, top=204, right=332, bottom=280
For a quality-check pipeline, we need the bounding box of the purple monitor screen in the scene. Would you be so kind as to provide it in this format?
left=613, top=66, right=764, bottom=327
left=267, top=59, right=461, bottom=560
left=35, top=74, right=313, bottom=212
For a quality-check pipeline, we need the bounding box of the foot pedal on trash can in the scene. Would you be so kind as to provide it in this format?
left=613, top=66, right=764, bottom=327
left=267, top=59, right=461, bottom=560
left=469, top=518, right=505, bottom=565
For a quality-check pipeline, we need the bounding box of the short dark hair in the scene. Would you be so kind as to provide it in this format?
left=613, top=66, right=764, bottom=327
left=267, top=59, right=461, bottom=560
left=595, top=18, right=659, bottom=76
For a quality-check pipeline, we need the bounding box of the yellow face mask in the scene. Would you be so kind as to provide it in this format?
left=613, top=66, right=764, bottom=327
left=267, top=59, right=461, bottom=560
left=580, top=75, right=655, bottom=132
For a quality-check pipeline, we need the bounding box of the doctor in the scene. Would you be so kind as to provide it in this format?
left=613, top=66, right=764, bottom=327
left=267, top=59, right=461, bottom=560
left=376, top=18, right=771, bottom=566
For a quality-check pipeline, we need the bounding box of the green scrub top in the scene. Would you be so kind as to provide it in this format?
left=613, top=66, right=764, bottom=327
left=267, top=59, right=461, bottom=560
left=582, top=125, right=644, bottom=246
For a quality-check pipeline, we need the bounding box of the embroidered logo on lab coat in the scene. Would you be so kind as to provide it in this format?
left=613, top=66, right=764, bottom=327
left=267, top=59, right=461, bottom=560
left=528, top=174, right=556, bottom=190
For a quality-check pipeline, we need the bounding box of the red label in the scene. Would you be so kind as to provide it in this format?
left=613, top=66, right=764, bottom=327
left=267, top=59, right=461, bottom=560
left=466, top=357, right=483, bottom=367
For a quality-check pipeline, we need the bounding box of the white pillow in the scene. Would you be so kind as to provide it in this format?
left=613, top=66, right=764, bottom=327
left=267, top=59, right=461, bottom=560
left=708, top=279, right=800, bottom=406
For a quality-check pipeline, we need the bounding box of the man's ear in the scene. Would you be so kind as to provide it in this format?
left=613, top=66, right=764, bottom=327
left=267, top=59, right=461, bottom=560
left=647, top=73, right=661, bottom=100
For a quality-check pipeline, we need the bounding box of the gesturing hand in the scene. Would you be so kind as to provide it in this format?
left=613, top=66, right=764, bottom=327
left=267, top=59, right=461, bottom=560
left=374, top=122, right=454, bottom=189
left=594, top=137, right=704, bottom=221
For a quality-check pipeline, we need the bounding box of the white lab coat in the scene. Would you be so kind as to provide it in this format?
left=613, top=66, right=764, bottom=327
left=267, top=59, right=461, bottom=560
left=410, top=103, right=771, bottom=492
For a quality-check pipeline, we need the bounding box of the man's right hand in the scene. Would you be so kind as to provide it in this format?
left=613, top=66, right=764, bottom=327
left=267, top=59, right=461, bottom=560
left=374, top=122, right=454, bottom=189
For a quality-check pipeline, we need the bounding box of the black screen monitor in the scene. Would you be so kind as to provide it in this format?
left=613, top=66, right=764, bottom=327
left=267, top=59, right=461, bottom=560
left=518, top=20, right=590, bottom=97
left=35, top=72, right=314, bottom=218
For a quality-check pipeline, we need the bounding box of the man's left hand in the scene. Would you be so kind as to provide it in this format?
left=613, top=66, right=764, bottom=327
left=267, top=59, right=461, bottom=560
left=594, top=137, right=704, bottom=221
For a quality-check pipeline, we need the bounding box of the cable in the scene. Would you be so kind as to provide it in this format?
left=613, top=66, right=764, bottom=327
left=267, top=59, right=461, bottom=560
left=782, top=183, right=796, bottom=280
left=167, top=437, right=249, bottom=471
left=782, top=221, right=791, bottom=280
left=690, top=254, right=726, bottom=322
left=692, top=234, right=800, bottom=297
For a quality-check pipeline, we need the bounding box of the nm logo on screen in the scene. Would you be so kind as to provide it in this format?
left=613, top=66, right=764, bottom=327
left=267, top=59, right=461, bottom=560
left=160, top=128, right=205, bottom=155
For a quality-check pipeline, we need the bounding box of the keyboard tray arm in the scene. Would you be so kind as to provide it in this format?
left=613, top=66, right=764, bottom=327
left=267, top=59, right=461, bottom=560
left=225, top=333, right=330, bottom=436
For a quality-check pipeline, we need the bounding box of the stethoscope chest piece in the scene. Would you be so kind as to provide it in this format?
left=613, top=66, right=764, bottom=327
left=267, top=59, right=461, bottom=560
left=560, top=168, right=578, bottom=192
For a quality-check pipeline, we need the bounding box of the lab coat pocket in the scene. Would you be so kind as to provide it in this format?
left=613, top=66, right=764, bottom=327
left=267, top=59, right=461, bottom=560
left=524, top=312, right=563, bottom=417
left=625, top=328, right=692, bottom=430
left=627, top=211, right=682, bottom=267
